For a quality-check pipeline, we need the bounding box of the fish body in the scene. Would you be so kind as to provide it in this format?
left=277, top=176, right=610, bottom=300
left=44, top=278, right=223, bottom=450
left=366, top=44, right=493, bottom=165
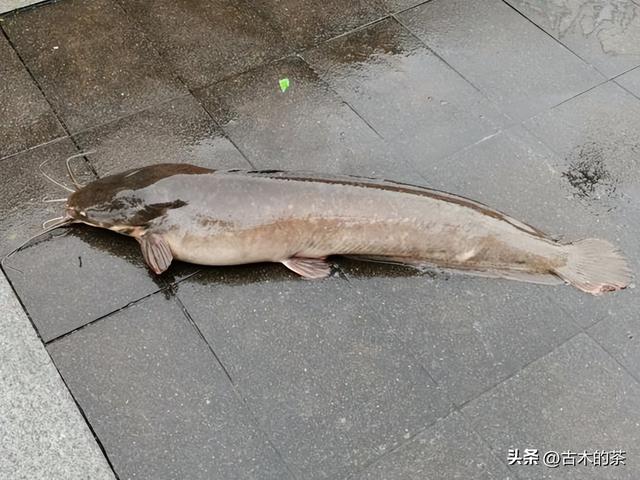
left=66, top=164, right=631, bottom=295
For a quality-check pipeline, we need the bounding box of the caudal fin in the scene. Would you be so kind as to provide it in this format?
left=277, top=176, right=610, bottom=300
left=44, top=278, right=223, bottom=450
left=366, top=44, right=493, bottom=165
left=554, top=238, right=632, bottom=295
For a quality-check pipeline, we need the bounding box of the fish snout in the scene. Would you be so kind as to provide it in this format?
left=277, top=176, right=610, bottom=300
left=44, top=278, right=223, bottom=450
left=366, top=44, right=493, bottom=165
left=65, top=205, right=86, bottom=222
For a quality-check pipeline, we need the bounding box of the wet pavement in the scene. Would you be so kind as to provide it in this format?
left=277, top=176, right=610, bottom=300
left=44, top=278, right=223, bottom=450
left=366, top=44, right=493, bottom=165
left=1, top=0, right=640, bottom=479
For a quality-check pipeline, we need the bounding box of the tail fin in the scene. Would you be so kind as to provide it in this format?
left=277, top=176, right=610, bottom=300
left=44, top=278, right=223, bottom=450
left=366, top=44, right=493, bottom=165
left=554, top=238, right=632, bottom=295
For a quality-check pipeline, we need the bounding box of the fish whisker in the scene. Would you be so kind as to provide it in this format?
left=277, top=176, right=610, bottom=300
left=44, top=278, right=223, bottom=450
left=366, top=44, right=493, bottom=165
left=38, top=150, right=96, bottom=193
left=1, top=217, right=73, bottom=272
left=42, top=216, right=67, bottom=229
left=42, top=197, right=68, bottom=203
left=65, top=150, right=95, bottom=189
left=39, top=157, right=75, bottom=193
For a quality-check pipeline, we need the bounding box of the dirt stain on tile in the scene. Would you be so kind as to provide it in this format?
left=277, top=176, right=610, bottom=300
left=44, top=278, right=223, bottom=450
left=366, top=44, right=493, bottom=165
left=562, top=141, right=619, bottom=200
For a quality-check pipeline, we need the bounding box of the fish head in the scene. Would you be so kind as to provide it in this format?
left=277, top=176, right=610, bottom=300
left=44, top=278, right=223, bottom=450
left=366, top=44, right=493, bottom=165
left=65, top=164, right=207, bottom=233
left=65, top=182, right=141, bottom=232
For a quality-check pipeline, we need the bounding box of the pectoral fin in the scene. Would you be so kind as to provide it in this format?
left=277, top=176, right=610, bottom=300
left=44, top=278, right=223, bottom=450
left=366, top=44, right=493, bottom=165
left=138, top=233, right=173, bottom=274
left=282, top=257, right=332, bottom=279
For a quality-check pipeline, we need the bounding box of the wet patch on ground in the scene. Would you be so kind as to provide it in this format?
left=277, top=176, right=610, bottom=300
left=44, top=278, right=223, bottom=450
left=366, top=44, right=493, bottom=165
left=562, top=141, right=619, bottom=200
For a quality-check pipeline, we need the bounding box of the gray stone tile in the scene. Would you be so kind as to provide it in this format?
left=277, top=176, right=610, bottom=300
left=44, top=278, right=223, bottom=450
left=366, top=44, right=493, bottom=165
left=73, top=94, right=249, bottom=177
left=197, top=56, right=418, bottom=180
left=0, top=32, right=64, bottom=159
left=589, top=316, right=640, bottom=382
left=379, top=0, right=429, bottom=13
left=116, top=0, right=288, bottom=89
left=352, top=412, right=511, bottom=480
left=341, top=258, right=581, bottom=407
left=335, top=124, right=636, bottom=404
left=0, top=272, right=115, bottom=480
left=2, top=0, right=186, bottom=133
left=409, top=125, right=624, bottom=243
left=462, top=334, right=640, bottom=479
left=47, top=293, right=293, bottom=480
left=247, top=0, right=387, bottom=50
left=506, top=0, right=640, bottom=78
left=398, top=0, right=604, bottom=121
left=0, top=138, right=94, bottom=257
left=615, top=65, right=640, bottom=96
left=4, top=227, right=168, bottom=342
left=304, top=19, right=506, bottom=166
left=0, top=0, right=45, bottom=14
left=177, top=265, right=452, bottom=480
left=524, top=81, right=640, bottom=326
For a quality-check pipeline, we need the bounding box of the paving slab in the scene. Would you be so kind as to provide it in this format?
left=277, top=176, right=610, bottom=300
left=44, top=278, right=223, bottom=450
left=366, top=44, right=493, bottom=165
left=116, top=0, right=287, bottom=90
left=384, top=123, right=631, bottom=327
left=47, top=293, right=293, bottom=480
left=245, top=0, right=387, bottom=50
left=352, top=412, right=511, bottom=480
left=197, top=56, right=418, bottom=180
left=2, top=0, right=186, bottom=133
left=506, top=0, right=640, bottom=78
left=406, top=126, right=611, bottom=240
left=177, top=264, right=452, bottom=480
left=0, top=271, right=115, bottom=480
left=524, top=81, right=640, bottom=327
left=379, top=0, right=428, bottom=13
left=462, top=334, right=640, bottom=479
left=0, top=138, right=94, bottom=257
left=398, top=0, right=604, bottom=121
left=0, top=31, right=64, bottom=159
left=341, top=257, right=581, bottom=407
left=615, top=65, right=640, bottom=96
left=73, top=94, right=250, bottom=177
left=304, top=18, right=506, bottom=167
left=336, top=123, right=638, bottom=404
left=588, top=314, right=640, bottom=383
left=3, top=227, right=172, bottom=342
left=0, top=0, right=45, bottom=14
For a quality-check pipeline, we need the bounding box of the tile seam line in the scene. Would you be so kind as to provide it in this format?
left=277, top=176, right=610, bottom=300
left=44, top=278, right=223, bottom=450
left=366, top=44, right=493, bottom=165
left=339, top=272, right=457, bottom=408
left=173, top=291, right=302, bottom=480
left=519, top=80, right=610, bottom=161
left=343, top=313, right=567, bottom=480
left=342, top=410, right=460, bottom=480
left=457, top=329, right=640, bottom=480
left=65, top=91, right=192, bottom=145
left=0, top=134, right=68, bottom=163
left=106, top=2, right=256, bottom=171
left=0, top=24, right=71, bottom=135
left=585, top=328, right=640, bottom=387
left=343, top=398, right=516, bottom=480
left=72, top=0, right=209, bottom=170
left=389, top=0, right=434, bottom=16
left=0, top=271, right=121, bottom=479
left=185, top=86, right=256, bottom=170
left=0, top=0, right=59, bottom=16
left=43, top=288, right=163, bottom=346
left=499, top=0, right=608, bottom=78
left=43, top=270, right=201, bottom=346
left=297, top=53, right=386, bottom=140
left=179, top=13, right=395, bottom=94
left=44, top=355, right=123, bottom=480
left=390, top=14, right=509, bottom=118
left=614, top=78, right=640, bottom=103
left=173, top=294, right=235, bottom=385
left=456, top=327, right=587, bottom=411
left=111, top=0, right=274, bottom=171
